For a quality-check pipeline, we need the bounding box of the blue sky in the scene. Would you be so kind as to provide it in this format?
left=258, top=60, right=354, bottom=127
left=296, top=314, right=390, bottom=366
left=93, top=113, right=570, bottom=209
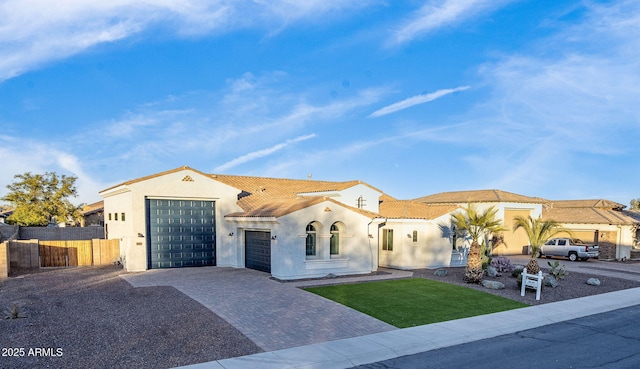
left=1, top=0, right=639, bottom=207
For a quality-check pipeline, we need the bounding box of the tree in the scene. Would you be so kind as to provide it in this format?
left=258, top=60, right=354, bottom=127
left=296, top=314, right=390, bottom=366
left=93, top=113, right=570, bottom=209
left=1, top=172, right=83, bottom=226
left=630, top=198, right=640, bottom=211
left=512, top=215, right=571, bottom=275
left=450, top=203, right=506, bottom=283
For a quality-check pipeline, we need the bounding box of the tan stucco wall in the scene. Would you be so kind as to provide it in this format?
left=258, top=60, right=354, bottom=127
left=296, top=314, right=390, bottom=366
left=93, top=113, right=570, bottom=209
left=496, top=209, right=534, bottom=255
left=0, top=242, right=8, bottom=278
left=555, top=223, right=634, bottom=260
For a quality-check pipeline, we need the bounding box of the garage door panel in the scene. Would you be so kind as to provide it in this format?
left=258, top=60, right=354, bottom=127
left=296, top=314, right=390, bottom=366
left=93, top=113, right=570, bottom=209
left=147, top=199, right=216, bottom=269
left=245, top=231, right=271, bottom=273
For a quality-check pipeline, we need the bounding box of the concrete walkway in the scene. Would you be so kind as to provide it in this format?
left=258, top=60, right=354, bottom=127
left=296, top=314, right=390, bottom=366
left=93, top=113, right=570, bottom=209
left=179, top=287, right=640, bottom=369
left=121, top=267, right=408, bottom=351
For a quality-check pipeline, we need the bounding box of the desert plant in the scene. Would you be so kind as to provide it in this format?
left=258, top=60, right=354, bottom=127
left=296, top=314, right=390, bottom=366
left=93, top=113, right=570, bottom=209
left=513, top=215, right=571, bottom=275
left=491, top=256, right=515, bottom=273
left=5, top=304, right=25, bottom=319
left=547, top=260, right=568, bottom=280
left=450, top=204, right=507, bottom=283
left=480, top=242, right=492, bottom=270
left=113, top=255, right=126, bottom=267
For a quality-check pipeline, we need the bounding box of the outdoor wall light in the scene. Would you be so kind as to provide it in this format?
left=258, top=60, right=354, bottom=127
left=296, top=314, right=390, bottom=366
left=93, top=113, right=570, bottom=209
left=407, top=234, right=412, bottom=238
left=271, top=235, right=277, bottom=240
left=137, top=233, right=144, bottom=238
left=228, top=232, right=234, bottom=237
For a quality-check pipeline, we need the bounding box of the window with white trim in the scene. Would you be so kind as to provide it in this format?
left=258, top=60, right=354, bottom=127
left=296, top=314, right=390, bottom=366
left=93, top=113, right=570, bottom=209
left=330, top=223, right=340, bottom=256
left=382, top=228, right=393, bottom=251
left=306, top=223, right=317, bottom=257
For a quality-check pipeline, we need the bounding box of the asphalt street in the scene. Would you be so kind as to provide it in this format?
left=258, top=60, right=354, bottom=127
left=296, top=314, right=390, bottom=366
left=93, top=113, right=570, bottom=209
left=352, top=304, right=640, bottom=369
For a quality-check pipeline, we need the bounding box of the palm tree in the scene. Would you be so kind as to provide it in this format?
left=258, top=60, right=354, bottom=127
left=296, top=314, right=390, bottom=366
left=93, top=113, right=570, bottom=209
left=451, top=204, right=506, bottom=283
left=513, top=215, right=571, bottom=274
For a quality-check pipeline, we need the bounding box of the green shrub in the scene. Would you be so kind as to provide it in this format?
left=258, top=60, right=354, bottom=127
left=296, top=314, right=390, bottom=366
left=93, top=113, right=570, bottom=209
left=547, top=260, right=568, bottom=280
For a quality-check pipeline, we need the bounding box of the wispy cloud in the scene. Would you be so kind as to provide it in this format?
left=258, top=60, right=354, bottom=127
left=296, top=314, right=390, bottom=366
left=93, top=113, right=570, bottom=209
left=0, top=0, right=373, bottom=81
left=369, top=86, right=470, bottom=118
left=457, top=0, right=640, bottom=199
left=389, top=0, right=514, bottom=45
left=214, top=134, right=316, bottom=172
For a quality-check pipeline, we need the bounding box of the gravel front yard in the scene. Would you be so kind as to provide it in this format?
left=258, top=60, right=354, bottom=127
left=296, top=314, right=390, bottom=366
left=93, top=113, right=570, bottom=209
left=0, top=266, right=262, bottom=369
left=414, top=262, right=640, bottom=305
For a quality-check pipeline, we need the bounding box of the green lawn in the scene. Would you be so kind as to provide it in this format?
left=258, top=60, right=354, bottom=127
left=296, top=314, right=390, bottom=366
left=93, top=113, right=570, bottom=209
left=305, top=278, right=528, bottom=328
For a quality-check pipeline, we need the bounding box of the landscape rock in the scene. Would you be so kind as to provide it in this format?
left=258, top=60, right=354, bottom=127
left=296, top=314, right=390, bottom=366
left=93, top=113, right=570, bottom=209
left=543, top=275, right=558, bottom=288
left=486, top=265, right=498, bottom=278
left=481, top=280, right=505, bottom=290
left=433, top=268, right=448, bottom=277
left=512, top=264, right=525, bottom=277
left=587, top=278, right=601, bottom=286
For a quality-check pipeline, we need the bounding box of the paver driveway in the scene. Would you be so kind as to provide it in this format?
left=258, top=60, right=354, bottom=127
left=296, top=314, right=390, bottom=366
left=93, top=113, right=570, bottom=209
left=121, top=267, right=396, bottom=351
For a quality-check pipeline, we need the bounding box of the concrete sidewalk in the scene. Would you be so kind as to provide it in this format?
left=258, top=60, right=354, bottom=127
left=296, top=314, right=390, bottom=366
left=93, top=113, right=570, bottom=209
left=178, top=287, right=640, bottom=369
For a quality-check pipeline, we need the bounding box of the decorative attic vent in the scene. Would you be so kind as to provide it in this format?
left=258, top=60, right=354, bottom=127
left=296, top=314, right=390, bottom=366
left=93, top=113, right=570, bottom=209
left=182, top=175, right=194, bottom=182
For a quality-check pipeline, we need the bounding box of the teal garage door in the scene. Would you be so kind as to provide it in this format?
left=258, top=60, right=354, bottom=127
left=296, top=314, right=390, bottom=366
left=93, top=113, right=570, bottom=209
left=147, top=199, right=216, bottom=269
left=245, top=231, right=271, bottom=273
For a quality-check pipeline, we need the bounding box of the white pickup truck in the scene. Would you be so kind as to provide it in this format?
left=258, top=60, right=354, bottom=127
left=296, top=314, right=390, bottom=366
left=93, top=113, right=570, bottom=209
left=540, top=238, right=599, bottom=261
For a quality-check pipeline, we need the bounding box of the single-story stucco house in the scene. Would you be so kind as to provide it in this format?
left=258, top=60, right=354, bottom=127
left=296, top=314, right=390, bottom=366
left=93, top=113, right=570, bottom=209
left=99, top=166, right=465, bottom=279
left=100, top=167, right=640, bottom=279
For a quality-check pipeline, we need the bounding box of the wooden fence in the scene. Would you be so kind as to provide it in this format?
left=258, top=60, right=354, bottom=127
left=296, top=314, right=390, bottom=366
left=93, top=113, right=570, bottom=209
left=9, top=239, right=120, bottom=268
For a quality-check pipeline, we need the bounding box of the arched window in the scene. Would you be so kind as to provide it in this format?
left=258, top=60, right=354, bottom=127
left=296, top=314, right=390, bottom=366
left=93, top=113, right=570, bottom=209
left=306, top=223, right=317, bottom=257
left=452, top=224, right=458, bottom=250
left=330, top=223, right=340, bottom=256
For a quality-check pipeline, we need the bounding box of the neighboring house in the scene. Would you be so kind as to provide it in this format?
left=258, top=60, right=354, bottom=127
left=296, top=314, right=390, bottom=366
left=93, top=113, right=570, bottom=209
left=413, top=190, right=546, bottom=256
left=412, top=190, right=640, bottom=261
left=0, top=207, right=13, bottom=224
left=81, top=201, right=104, bottom=227
left=542, top=200, right=640, bottom=260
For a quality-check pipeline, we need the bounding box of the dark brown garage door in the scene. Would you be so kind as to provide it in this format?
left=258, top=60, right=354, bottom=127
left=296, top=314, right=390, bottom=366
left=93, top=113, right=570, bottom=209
left=245, top=230, right=271, bottom=273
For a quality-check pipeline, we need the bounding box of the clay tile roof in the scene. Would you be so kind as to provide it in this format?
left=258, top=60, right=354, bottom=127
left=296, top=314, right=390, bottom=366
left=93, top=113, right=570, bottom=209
left=414, top=189, right=546, bottom=204
left=225, top=197, right=379, bottom=218
left=210, top=173, right=383, bottom=213
left=100, top=167, right=394, bottom=218
left=82, top=201, right=104, bottom=215
left=379, top=200, right=458, bottom=220
left=546, top=199, right=626, bottom=210
left=225, top=197, right=328, bottom=218
left=542, top=207, right=639, bottom=225
left=100, top=166, right=209, bottom=193
left=379, top=193, right=398, bottom=202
